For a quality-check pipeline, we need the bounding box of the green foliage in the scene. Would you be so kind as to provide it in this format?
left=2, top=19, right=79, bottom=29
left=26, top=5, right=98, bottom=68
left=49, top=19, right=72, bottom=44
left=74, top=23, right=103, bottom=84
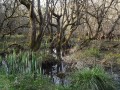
left=73, top=47, right=101, bottom=61
left=0, top=50, right=59, bottom=75
left=6, top=51, right=41, bottom=75
left=12, top=74, right=55, bottom=90
left=0, top=66, right=118, bottom=90
left=70, top=67, right=116, bottom=90
left=0, top=50, right=119, bottom=90
left=105, top=53, right=120, bottom=60
left=83, top=48, right=100, bottom=58
left=55, top=85, right=70, bottom=90
left=0, top=74, right=57, bottom=90
left=0, top=56, right=2, bottom=62
left=0, top=57, right=8, bottom=75
left=0, top=75, right=13, bottom=90
left=104, top=53, right=120, bottom=65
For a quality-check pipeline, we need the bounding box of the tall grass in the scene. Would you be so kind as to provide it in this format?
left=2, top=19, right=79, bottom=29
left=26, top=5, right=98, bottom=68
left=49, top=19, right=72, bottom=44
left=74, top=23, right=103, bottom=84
left=0, top=51, right=118, bottom=90
left=70, top=67, right=117, bottom=90
left=0, top=51, right=59, bottom=90
left=6, top=51, right=43, bottom=75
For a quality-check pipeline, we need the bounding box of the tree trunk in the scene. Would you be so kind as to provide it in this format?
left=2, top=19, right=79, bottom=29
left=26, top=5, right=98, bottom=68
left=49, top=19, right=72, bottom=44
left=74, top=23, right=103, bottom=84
left=29, top=0, right=36, bottom=50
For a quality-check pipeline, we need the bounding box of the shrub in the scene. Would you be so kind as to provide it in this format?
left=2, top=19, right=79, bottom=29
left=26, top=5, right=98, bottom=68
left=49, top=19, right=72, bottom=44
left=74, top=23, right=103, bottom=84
left=70, top=67, right=116, bottom=90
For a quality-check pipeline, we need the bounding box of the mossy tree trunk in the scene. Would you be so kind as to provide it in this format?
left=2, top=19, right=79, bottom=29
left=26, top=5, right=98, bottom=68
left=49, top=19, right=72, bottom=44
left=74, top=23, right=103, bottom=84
left=19, top=0, right=47, bottom=51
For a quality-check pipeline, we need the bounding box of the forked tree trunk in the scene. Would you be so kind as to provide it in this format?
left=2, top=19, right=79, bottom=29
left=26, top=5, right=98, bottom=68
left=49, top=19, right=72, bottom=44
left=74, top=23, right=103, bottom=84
left=19, top=0, right=45, bottom=51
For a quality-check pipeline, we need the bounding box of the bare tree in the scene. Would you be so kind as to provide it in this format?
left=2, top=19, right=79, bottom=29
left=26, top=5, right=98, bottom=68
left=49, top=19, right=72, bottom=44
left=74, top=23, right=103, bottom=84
left=0, top=0, right=29, bottom=38
left=18, top=0, right=120, bottom=54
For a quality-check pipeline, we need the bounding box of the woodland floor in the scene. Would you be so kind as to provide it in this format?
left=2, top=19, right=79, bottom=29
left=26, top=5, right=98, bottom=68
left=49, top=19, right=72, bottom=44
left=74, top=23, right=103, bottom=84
left=0, top=35, right=120, bottom=87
